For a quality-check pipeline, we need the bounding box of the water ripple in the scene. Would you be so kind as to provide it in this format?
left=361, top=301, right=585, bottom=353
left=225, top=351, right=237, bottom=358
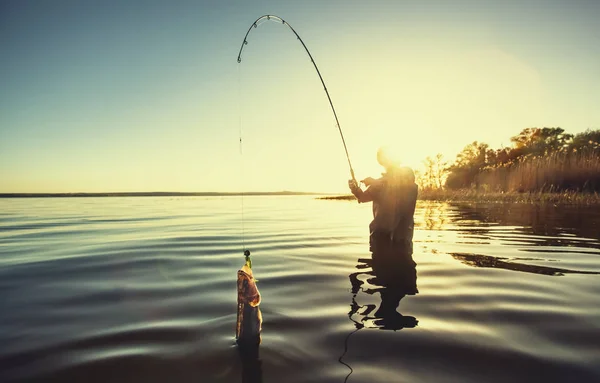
left=1, top=197, right=599, bottom=382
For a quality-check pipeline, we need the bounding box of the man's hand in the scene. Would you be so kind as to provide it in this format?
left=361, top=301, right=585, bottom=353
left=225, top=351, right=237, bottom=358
left=361, top=177, right=376, bottom=186
left=348, top=179, right=360, bottom=191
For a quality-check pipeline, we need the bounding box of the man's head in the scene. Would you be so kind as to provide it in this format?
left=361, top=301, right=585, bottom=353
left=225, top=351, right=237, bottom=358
left=398, top=166, right=416, bottom=184
left=377, top=146, right=396, bottom=170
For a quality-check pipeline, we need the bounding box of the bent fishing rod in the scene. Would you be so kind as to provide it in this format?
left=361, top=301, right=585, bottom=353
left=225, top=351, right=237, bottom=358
left=237, top=15, right=356, bottom=182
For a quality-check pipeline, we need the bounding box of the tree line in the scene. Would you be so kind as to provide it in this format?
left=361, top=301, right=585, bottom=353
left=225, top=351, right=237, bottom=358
left=418, top=128, right=600, bottom=193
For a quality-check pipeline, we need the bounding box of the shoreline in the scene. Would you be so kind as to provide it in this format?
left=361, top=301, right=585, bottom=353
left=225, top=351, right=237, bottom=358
left=318, top=190, right=600, bottom=205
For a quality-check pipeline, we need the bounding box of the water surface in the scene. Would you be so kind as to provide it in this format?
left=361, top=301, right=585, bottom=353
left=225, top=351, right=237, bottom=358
left=1, top=197, right=599, bottom=382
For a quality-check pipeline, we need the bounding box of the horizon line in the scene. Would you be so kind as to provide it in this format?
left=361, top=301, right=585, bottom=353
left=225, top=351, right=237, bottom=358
left=0, top=191, right=345, bottom=198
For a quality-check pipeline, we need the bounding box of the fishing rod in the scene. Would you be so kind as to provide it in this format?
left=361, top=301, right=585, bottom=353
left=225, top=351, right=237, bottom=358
left=237, top=14, right=356, bottom=182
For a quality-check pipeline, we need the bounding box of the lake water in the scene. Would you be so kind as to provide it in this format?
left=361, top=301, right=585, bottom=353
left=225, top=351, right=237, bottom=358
left=1, top=196, right=599, bottom=383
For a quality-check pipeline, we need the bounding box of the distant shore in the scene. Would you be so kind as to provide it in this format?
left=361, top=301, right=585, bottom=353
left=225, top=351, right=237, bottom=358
left=4, top=190, right=599, bottom=204
left=0, top=191, right=326, bottom=198
left=319, top=189, right=600, bottom=205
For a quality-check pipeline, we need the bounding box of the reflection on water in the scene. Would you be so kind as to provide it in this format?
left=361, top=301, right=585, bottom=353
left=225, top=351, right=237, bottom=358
left=416, top=201, right=600, bottom=275
left=238, top=342, right=262, bottom=383
left=341, top=236, right=418, bottom=381
left=422, top=202, right=448, bottom=231
left=347, top=245, right=418, bottom=330
left=449, top=202, right=600, bottom=240
left=451, top=252, right=600, bottom=276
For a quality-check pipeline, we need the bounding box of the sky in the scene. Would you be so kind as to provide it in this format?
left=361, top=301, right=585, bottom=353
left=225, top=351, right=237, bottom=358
left=1, top=0, right=599, bottom=193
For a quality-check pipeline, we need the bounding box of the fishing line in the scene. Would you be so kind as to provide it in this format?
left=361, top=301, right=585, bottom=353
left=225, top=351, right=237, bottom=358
left=338, top=326, right=360, bottom=383
left=237, top=63, right=246, bottom=253
left=338, top=284, right=366, bottom=383
left=237, top=14, right=356, bottom=182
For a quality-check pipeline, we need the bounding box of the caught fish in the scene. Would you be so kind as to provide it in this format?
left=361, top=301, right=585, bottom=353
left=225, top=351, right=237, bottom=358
left=236, top=250, right=262, bottom=345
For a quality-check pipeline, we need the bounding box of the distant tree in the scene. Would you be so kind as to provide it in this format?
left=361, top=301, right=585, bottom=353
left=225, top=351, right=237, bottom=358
left=445, top=142, right=489, bottom=189
left=453, top=141, right=489, bottom=168
left=421, top=153, right=448, bottom=190
left=569, top=129, right=600, bottom=155
left=510, top=127, right=573, bottom=158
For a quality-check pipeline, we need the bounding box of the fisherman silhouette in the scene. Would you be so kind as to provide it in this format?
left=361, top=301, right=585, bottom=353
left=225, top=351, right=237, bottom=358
left=347, top=147, right=419, bottom=330
left=348, top=147, right=417, bottom=249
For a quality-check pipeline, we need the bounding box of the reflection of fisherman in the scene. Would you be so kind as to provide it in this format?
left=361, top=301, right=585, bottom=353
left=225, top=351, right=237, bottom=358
left=346, top=147, right=419, bottom=329
left=348, top=253, right=417, bottom=330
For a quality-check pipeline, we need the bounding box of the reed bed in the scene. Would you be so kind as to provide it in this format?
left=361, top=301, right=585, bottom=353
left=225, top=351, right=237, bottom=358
left=476, top=151, right=600, bottom=193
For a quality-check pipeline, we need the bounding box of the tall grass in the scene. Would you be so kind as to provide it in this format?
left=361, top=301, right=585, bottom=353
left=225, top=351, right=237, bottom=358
left=477, top=151, right=600, bottom=193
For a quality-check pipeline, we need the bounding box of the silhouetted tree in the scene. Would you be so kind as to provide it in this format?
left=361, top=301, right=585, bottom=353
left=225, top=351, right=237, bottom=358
left=569, top=129, right=600, bottom=155
left=510, top=127, right=573, bottom=158
left=421, top=154, right=448, bottom=190
left=446, top=141, right=489, bottom=189
left=444, top=127, right=600, bottom=192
